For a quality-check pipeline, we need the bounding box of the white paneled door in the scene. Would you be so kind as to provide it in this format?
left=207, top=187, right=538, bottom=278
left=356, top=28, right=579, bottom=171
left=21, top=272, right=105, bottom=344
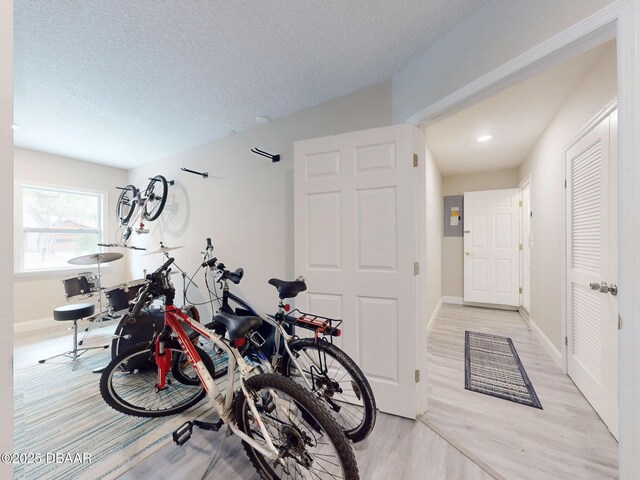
left=294, top=124, right=421, bottom=419
left=463, top=189, right=520, bottom=306
left=566, top=108, right=618, bottom=438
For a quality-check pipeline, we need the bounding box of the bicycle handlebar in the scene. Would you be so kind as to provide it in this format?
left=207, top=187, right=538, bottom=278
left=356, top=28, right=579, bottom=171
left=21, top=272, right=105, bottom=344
left=202, top=257, right=218, bottom=268
left=129, top=257, right=175, bottom=316
left=151, top=256, right=175, bottom=277
left=225, top=267, right=244, bottom=284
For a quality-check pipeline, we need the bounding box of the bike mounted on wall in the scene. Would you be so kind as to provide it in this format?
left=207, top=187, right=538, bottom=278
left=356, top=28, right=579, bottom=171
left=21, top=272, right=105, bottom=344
left=113, top=175, right=172, bottom=247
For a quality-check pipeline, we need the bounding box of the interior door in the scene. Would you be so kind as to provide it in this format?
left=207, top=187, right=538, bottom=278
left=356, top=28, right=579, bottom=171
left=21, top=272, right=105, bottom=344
left=566, top=108, right=618, bottom=438
left=294, top=124, right=420, bottom=419
left=463, top=189, right=520, bottom=306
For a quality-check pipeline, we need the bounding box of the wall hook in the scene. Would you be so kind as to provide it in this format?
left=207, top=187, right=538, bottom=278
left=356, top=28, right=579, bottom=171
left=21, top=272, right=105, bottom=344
left=251, top=147, right=280, bottom=163
left=181, top=167, right=208, bottom=178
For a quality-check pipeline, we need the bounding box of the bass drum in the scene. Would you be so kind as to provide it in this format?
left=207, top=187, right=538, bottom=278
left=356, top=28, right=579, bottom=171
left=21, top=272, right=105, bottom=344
left=111, top=305, right=201, bottom=362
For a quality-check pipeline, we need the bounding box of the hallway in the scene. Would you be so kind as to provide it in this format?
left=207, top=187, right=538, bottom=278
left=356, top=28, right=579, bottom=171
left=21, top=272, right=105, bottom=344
left=425, top=304, right=618, bottom=479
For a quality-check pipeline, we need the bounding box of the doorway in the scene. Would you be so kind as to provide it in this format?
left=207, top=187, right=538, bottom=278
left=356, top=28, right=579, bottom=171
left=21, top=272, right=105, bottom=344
left=422, top=36, right=620, bottom=479
left=520, top=178, right=531, bottom=315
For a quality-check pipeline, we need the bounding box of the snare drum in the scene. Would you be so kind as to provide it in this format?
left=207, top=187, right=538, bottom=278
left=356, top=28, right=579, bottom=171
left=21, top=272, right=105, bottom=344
left=61, top=272, right=99, bottom=299
left=105, top=279, right=146, bottom=314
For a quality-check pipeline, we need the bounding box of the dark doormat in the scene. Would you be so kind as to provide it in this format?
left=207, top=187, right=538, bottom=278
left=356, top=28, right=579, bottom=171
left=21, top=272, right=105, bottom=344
left=465, top=331, right=542, bottom=409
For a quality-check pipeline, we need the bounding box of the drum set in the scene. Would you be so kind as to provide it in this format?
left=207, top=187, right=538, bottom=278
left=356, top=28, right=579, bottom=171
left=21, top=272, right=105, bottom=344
left=62, top=244, right=187, bottom=356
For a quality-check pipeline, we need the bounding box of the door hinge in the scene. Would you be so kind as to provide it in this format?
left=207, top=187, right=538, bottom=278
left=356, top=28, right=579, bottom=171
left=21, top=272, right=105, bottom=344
left=519, top=200, right=523, bottom=207
left=415, top=369, right=420, bottom=383
left=565, top=336, right=568, bottom=346
left=564, top=179, right=567, bottom=188
left=414, top=262, right=419, bottom=275
left=519, top=287, right=523, bottom=294
left=618, top=314, right=622, bottom=330
left=413, top=154, right=418, bottom=168
left=530, top=211, right=533, bottom=218
left=519, top=243, right=523, bottom=251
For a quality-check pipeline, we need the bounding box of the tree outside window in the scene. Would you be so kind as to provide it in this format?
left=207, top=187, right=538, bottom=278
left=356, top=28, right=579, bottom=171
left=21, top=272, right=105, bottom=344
left=21, top=185, right=103, bottom=271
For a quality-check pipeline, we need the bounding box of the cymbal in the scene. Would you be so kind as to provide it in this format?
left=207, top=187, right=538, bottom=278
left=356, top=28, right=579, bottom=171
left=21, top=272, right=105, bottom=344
left=68, top=252, right=124, bottom=265
left=142, top=245, right=184, bottom=256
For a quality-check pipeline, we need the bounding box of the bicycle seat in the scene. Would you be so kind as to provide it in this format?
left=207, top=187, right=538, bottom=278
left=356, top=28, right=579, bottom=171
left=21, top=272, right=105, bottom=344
left=213, top=313, right=262, bottom=341
left=268, top=278, right=307, bottom=299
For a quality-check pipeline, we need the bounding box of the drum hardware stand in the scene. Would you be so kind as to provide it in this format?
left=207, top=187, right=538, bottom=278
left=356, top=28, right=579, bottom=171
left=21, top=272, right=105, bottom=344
left=162, top=252, right=198, bottom=307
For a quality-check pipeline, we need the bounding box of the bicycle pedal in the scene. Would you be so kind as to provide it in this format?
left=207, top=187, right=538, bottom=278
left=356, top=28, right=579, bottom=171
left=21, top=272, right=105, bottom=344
left=173, top=421, right=194, bottom=446
left=193, top=419, right=224, bottom=432
left=135, top=228, right=149, bottom=234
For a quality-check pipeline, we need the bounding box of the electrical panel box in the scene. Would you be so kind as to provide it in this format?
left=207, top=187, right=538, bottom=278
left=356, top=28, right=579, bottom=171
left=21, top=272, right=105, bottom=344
left=443, top=194, right=464, bottom=237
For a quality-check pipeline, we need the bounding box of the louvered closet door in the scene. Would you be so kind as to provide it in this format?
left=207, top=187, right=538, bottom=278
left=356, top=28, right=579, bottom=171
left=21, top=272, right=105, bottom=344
left=566, top=109, right=618, bottom=438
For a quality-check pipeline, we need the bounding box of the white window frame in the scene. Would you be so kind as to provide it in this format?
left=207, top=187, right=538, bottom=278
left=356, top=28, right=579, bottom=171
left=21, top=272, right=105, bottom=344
left=14, top=181, right=109, bottom=276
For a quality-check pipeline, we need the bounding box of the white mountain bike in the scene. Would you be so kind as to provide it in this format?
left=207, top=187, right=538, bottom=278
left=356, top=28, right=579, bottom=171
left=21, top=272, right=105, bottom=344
left=99, top=258, right=359, bottom=480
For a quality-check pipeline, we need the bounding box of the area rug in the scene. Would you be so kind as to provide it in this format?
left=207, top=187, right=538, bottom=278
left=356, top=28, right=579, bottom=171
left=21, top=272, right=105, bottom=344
left=13, top=353, right=214, bottom=480
left=464, top=331, right=542, bottom=409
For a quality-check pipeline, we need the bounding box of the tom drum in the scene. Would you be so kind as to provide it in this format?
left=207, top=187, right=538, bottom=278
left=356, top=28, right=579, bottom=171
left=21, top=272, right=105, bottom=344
left=105, top=279, right=146, bottom=315
left=61, top=272, right=99, bottom=300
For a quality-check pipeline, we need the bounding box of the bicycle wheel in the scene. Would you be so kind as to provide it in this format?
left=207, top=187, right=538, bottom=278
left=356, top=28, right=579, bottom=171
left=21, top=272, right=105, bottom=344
left=116, top=185, right=138, bottom=225
left=171, top=336, right=229, bottom=385
left=281, top=338, right=377, bottom=443
left=142, top=175, right=168, bottom=221
left=235, top=373, right=359, bottom=480
left=100, top=341, right=213, bottom=417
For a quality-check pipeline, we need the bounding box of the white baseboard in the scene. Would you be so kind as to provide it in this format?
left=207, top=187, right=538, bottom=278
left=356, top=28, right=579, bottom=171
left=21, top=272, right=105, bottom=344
left=427, top=298, right=443, bottom=335
left=518, top=307, right=531, bottom=325
left=526, top=313, right=564, bottom=371
left=442, top=296, right=463, bottom=305
left=14, top=317, right=61, bottom=335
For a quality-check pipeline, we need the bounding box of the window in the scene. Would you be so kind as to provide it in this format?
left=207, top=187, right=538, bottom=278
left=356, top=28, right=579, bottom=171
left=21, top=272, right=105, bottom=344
left=20, top=185, right=104, bottom=272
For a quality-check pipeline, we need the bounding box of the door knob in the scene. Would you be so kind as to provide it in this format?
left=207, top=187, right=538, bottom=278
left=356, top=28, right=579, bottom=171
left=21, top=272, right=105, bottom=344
left=590, top=281, right=618, bottom=295
left=465, top=251, right=472, bottom=256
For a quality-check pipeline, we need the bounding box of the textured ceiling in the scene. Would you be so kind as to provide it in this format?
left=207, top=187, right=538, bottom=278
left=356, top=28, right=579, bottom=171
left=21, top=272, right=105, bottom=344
left=14, top=0, right=486, bottom=169
left=425, top=42, right=613, bottom=176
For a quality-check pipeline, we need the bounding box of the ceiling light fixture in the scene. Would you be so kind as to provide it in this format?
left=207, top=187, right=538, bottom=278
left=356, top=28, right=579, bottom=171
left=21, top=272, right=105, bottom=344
left=477, top=134, right=493, bottom=142
left=256, top=116, right=271, bottom=124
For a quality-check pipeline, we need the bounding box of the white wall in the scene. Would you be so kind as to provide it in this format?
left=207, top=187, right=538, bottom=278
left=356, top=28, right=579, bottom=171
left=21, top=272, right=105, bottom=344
left=0, top=0, right=13, bottom=474
left=425, top=145, right=443, bottom=324
left=519, top=43, right=617, bottom=350
left=127, top=81, right=392, bottom=320
left=13, top=148, right=129, bottom=324
left=392, top=0, right=616, bottom=123
left=441, top=168, right=520, bottom=299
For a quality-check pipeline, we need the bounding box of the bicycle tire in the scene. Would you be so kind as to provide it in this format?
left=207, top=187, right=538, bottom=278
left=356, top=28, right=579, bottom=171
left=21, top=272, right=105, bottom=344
left=235, top=373, right=359, bottom=480
left=142, top=175, right=168, bottom=221
left=116, top=185, right=138, bottom=225
left=100, top=341, right=213, bottom=417
left=281, top=338, right=377, bottom=443
left=172, top=335, right=229, bottom=385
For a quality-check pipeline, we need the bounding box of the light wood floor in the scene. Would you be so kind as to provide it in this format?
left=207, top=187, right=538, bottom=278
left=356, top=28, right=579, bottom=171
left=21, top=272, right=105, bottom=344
left=119, top=411, right=494, bottom=480
left=14, top=320, right=493, bottom=480
left=426, top=303, right=618, bottom=480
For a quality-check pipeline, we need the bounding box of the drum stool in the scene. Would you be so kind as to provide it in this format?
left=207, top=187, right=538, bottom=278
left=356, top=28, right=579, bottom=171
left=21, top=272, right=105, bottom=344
left=38, top=303, right=109, bottom=370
